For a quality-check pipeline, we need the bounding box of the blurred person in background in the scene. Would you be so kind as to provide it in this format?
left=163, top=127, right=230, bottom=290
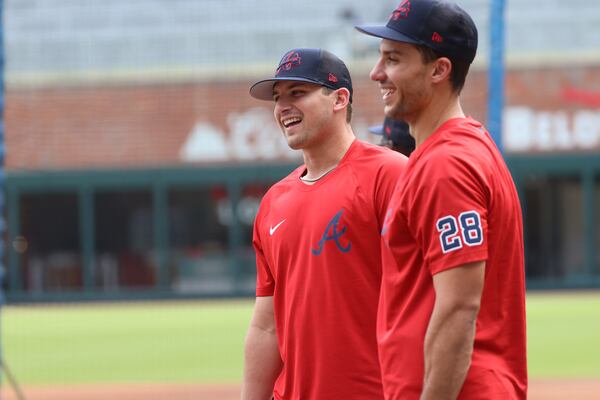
left=369, top=116, right=415, bottom=157
left=242, top=48, right=407, bottom=400
left=355, top=0, right=527, bottom=398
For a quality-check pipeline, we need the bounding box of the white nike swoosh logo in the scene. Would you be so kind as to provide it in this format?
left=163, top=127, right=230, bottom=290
left=269, top=219, right=286, bottom=236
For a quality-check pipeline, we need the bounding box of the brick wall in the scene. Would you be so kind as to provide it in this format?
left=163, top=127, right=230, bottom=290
left=6, top=64, right=600, bottom=170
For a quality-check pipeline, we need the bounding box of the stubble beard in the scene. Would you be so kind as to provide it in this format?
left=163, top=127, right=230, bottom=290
left=385, top=83, right=426, bottom=122
left=385, top=97, right=413, bottom=122
left=385, top=103, right=406, bottom=121
left=284, top=127, right=309, bottom=150
left=285, top=111, right=330, bottom=150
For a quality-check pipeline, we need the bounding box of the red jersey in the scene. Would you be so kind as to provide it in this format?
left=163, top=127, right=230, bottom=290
left=254, top=139, right=407, bottom=400
left=379, top=118, right=527, bottom=399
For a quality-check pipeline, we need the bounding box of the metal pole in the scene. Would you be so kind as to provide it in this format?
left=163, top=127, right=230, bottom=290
left=0, top=0, right=6, bottom=325
left=488, top=0, right=506, bottom=152
left=0, top=4, right=27, bottom=398
left=0, top=0, right=7, bottom=391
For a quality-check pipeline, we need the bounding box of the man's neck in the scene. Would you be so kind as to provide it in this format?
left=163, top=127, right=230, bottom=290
left=411, top=94, right=465, bottom=148
left=301, top=125, right=355, bottom=180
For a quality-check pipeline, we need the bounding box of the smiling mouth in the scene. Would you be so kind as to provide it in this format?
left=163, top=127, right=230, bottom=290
left=381, top=88, right=395, bottom=101
left=282, top=117, right=302, bottom=128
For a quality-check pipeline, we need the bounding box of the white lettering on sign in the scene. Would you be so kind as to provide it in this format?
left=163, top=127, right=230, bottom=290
left=180, top=122, right=229, bottom=161
left=504, top=107, right=600, bottom=153
left=180, top=108, right=298, bottom=162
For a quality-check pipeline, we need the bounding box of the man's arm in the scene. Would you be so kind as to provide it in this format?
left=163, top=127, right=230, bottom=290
left=420, top=260, right=485, bottom=400
left=241, top=296, right=282, bottom=400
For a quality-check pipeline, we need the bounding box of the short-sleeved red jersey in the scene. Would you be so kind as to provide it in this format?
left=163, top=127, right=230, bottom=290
left=253, top=139, right=407, bottom=400
left=379, top=118, right=527, bottom=399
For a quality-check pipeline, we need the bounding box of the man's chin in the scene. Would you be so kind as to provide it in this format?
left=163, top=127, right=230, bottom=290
left=286, top=140, right=304, bottom=151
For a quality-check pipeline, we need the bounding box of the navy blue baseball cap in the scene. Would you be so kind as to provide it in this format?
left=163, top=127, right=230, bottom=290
left=355, top=0, right=478, bottom=63
left=249, top=48, right=353, bottom=101
left=369, top=117, right=415, bottom=151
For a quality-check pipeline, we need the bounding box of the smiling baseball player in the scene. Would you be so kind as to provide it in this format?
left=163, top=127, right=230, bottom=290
left=242, top=48, right=407, bottom=400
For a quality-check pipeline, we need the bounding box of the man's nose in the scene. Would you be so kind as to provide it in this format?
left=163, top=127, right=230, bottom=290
left=370, top=60, right=386, bottom=82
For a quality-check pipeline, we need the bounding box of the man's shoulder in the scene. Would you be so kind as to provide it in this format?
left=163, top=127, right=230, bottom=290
left=439, top=117, right=493, bottom=154
left=350, top=139, right=408, bottom=167
left=422, top=119, right=491, bottom=167
left=255, top=168, right=299, bottom=227
left=260, top=166, right=302, bottom=202
left=344, top=141, right=407, bottom=188
left=416, top=146, right=477, bottom=179
left=411, top=133, right=495, bottom=194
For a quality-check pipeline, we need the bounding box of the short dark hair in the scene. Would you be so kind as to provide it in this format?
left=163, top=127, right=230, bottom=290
left=415, top=45, right=471, bottom=94
left=322, top=87, right=352, bottom=123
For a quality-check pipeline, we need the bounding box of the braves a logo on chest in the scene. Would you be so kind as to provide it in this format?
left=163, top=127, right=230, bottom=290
left=311, top=209, right=351, bottom=255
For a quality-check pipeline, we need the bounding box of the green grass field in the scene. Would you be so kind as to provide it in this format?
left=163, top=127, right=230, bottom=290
left=526, top=291, right=600, bottom=377
left=2, top=301, right=253, bottom=385
left=2, top=292, right=599, bottom=385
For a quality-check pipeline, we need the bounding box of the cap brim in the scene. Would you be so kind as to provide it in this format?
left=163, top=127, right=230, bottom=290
left=249, top=77, right=325, bottom=101
left=368, top=125, right=384, bottom=136
left=355, top=24, right=420, bottom=45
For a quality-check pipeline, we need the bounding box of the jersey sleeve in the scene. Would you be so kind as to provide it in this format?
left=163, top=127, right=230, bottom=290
left=410, top=152, right=489, bottom=275
left=253, top=200, right=275, bottom=296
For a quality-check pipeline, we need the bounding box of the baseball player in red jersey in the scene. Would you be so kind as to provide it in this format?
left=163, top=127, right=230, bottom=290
left=356, top=1, right=527, bottom=399
left=241, top=48, right=407, bottom=399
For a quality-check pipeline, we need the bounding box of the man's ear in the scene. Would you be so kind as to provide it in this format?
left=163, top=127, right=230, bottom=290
left=431, top=57, right=452, bottom=84
left=333, top=88, right=351, bottom=112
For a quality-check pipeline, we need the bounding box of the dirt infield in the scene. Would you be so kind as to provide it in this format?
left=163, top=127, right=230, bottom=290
left=2, top=379, right=600, bottom=400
